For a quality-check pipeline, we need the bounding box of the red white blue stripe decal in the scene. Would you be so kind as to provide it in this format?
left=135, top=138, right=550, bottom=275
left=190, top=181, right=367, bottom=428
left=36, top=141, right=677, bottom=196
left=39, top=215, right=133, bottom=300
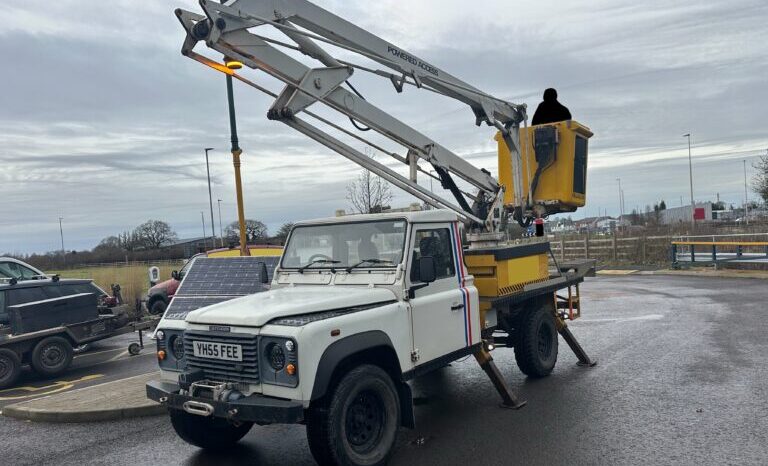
left=451, top=223, right=472, bottom=346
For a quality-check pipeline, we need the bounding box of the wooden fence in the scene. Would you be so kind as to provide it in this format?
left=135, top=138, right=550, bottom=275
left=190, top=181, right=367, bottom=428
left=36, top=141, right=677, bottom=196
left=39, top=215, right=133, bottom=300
left=549, top=235, right=674, bottom=266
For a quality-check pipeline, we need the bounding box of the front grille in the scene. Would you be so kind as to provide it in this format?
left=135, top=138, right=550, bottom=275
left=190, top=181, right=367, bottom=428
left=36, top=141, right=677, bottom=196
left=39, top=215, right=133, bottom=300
left=184, top=330, right=260, bottom=385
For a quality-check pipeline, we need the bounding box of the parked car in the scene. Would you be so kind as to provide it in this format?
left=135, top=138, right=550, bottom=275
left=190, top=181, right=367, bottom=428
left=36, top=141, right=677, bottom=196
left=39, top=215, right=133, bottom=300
left=145, top=245, right=283, bottom=315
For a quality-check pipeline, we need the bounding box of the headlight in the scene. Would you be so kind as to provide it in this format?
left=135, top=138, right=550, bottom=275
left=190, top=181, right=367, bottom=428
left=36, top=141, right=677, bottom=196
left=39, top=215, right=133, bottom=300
left=171, top=335, right=185, bottom=359
left=267, top=342, right=286, bottom=371
left=156, top=330, right=165, bottom=341
left=285, top=340, right=295, bottom=352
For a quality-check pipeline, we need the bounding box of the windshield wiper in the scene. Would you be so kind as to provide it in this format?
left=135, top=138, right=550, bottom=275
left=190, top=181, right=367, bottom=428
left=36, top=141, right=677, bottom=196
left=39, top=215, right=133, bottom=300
left=298, top=259, right=341, bottom=274
left=346, top=258, right=394, bottom=273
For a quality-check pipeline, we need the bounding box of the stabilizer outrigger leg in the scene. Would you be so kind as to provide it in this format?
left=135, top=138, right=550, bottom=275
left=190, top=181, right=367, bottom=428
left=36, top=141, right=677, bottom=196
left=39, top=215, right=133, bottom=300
left=474, top=345, right=527, bottom=409
left=556, top=317, right=597, bottom=367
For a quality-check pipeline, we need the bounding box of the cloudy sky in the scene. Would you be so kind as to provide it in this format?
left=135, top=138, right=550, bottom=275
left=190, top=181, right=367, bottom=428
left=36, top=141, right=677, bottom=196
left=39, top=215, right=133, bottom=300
left=1, top=0, right=767, bottom=254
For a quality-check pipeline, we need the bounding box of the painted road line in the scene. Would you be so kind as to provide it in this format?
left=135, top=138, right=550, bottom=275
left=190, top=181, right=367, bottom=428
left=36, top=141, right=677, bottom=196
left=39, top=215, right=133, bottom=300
left=86, top=350, right=155, bottom=369
left=596, top=270, right=639, bottom=275
left=107, top=350, right=130, bottom=362
left=0, top=375, right=104, bottom=401
left=579, top=314, right=665, bottom=323
left=74, top=347, right=127, bottom=359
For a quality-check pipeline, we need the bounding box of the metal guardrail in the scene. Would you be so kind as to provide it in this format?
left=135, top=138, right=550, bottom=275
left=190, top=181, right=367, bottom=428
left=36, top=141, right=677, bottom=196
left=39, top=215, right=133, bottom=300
left=671, top=239, right=768, bottom=266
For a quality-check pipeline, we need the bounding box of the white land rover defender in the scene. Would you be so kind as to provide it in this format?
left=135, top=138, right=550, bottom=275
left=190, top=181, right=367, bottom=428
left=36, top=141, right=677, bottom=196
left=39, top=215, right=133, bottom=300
left=148, top=210, right=576, bottom=465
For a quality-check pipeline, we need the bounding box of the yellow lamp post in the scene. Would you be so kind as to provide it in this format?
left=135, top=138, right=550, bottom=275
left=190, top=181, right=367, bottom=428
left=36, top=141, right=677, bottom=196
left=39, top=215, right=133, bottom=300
left=224, top=57, right=250, bottom=256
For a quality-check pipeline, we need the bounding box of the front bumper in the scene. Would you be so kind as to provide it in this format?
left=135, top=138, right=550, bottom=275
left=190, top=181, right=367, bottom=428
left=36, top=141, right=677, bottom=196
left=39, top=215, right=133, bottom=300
left=146, top=380, right=305, bottom=425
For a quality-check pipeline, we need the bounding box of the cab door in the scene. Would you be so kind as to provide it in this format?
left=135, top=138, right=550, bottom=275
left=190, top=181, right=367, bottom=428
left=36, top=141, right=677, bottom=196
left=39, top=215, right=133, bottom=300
left=408, top=223, right=471, bottom=366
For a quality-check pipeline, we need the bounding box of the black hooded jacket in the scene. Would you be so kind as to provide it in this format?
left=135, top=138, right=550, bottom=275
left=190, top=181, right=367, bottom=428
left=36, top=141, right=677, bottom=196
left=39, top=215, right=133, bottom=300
left=531, top=89, right=572, bottom=125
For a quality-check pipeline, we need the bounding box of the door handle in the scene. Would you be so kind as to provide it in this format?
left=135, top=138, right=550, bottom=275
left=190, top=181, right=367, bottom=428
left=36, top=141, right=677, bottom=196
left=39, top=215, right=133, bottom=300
left=451, top=303, right=464, bottom=311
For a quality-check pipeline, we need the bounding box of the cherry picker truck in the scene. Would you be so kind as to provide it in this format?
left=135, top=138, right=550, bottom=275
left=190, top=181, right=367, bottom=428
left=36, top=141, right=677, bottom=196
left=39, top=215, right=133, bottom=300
left=148, top=1, right=597, bottom=464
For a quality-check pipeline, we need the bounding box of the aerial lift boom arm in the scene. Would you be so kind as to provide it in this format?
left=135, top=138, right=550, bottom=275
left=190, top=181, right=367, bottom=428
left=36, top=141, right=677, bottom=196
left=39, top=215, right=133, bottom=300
left=176, top=0, right=531, bottom=231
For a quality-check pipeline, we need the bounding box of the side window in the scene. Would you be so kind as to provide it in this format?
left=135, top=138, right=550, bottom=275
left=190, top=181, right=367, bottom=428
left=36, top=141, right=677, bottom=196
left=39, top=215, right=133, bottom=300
left=411, top=228, right=455, bottom=282
left=0, top=262, right=39, bottom=280
left=18, top=265, right=40, bottom=280
left=0, top=263, right=15, bottom=279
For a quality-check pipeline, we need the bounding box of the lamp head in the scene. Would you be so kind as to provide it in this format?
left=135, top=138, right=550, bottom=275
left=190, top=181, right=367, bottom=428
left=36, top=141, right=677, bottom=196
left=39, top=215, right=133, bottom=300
left=224, top=57, right=243, bottom=70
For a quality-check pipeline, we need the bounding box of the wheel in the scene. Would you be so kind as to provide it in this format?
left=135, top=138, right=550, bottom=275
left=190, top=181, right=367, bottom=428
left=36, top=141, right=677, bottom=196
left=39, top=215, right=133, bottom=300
left=149, top=299, right=167, bottom=316
left=306, top=364, right=400, bottom=466
left=169, top=409, right=253, bottom=451
left=128, top=343, right=142, bottom=356
left=514, top=303, right=559, bottom=377
left=30, top=336, right=74, bottom=377
left=0, top=348, right=22, bottom=389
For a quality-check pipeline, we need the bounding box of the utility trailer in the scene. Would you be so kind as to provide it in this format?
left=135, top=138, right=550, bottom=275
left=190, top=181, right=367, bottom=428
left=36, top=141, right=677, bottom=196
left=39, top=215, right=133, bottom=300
left=0, top=281, right=159, bottom=389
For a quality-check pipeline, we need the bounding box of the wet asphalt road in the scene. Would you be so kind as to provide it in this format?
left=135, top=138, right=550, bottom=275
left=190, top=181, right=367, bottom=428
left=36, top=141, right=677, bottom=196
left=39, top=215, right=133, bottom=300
left=2, top=274, right=767, bottom=465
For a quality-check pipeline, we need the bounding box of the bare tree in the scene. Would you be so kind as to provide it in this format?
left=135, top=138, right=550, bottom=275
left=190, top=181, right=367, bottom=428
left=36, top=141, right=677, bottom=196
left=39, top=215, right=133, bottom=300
left=225, top=220, right=268, bottom=243
left=275, top=222, right=294, bottom=243
left=118, top=230, right=141, bottom=252
left=134, top=220, right=178, bottom=250
left=346, top=163, right=393, bottom=214
left=754, top=149, right=768, bottom=204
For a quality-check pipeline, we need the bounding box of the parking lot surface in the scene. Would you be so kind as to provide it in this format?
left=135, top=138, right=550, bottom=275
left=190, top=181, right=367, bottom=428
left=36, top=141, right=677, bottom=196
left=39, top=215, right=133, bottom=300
left=2, top=274, right=767, bottom=465
left=0, top=332, right=156, bottom=408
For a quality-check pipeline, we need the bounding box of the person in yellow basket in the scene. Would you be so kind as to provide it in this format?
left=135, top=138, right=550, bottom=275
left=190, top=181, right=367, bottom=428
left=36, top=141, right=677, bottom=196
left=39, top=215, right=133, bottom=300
left=532, top=88, right=572, bottom=125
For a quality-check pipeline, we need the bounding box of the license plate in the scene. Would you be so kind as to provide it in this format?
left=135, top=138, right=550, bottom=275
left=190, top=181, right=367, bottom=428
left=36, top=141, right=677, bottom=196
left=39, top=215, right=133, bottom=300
left=192, top=341, right=243, bottom=362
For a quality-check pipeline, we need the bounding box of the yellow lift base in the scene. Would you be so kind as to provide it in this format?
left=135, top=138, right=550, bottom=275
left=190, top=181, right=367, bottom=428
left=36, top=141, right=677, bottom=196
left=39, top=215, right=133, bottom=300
left=465, top=243, right=597, bottom=408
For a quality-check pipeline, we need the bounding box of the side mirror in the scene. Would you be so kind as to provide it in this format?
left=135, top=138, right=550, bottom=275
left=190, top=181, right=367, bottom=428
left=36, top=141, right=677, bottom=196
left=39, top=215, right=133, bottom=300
left=417, top=256, right=437, bottom=283
left=408, top=256, right=437, bottom=299
left=259, top=262, right=269, bottom=284
left=171, top=270, right=180, bottom=281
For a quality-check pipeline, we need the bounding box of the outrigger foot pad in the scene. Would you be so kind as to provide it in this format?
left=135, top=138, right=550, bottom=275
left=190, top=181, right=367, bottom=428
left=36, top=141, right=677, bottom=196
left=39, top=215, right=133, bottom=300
left=474, top=346, right=527, bottom=410
left=500, top=400, right=527, bottom=410
left=556, top=318, right=597, bottom=368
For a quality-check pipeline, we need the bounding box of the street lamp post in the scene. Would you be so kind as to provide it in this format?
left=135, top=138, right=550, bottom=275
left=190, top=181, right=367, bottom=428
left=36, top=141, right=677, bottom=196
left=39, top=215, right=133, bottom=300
left=744, top=160, right=749, bottom=225
left=217, top=199, right=224, bottom=248
left=224, top=57, right=250, bottom=256
left=204, top=148, right=216, bottom=242
left=58, top=217, right=65, bottom=265
left=428, top=170, right=437, bottom=193
left=616, top=178, right=625, bottom=220
left=683, top=134, right=695, bottom=227
left=200, top=211, right=208, bottom=250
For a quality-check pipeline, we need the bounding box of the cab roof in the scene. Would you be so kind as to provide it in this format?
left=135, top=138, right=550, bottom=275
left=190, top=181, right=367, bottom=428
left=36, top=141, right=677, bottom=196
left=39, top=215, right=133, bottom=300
left=294, top=209, right=460, bottom=227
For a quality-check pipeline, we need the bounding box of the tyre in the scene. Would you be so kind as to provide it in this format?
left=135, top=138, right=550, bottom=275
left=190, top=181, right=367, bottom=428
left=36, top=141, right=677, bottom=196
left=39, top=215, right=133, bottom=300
left=514, top=303, right=559, bottom=377
left=149, top=299, right=167, bottom=316
left=306, top=364, right=400, bottom=466
left=0, top=348, right=22, bottom=389
left=169, top=409, right=253, bottom=451
left=30, top=336, right=74, bottom=377
left=128, top=343, right=142, bottom=356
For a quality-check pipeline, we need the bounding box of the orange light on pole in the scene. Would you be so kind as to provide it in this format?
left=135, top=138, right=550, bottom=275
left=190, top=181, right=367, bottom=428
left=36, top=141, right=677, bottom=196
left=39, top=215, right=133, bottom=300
left=224, top=56, right=243, bottom=70
left=224, top=57, right=250, bottom=256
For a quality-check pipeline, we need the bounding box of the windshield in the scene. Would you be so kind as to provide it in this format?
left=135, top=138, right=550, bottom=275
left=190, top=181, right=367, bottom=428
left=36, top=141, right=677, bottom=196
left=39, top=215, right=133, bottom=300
left=282, top=220, right=407, bottom=270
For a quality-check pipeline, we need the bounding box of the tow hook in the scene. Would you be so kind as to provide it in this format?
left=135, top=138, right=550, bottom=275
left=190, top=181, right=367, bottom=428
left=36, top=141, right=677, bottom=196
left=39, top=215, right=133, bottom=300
left=182, top=400, right=215, bottom=417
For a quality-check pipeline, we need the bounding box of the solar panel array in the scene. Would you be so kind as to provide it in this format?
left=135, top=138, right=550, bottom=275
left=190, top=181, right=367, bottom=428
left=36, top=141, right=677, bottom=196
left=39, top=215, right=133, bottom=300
left=163, top=257, right=278, bottom=321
